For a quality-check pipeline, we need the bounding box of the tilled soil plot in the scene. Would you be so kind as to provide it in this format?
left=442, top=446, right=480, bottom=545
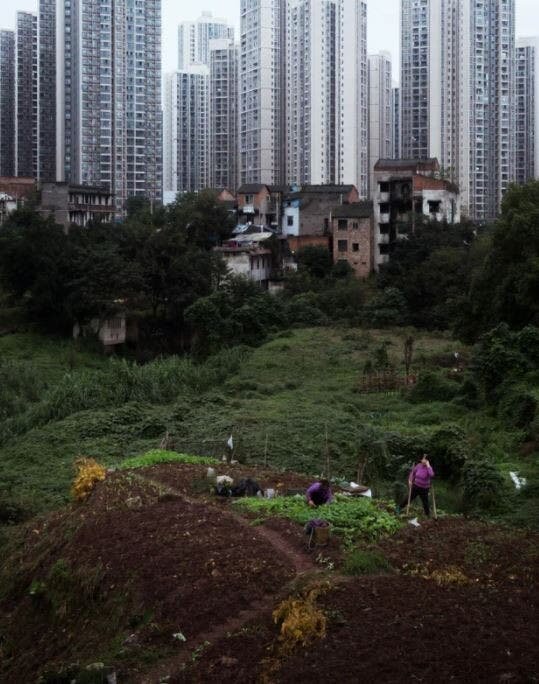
left=278, top=575, right=539, bottom=683
left=139, top=462, right=313, bottom=499
left=0, top=475, right=296, bottom=681
left=171, top=518, right=539, bottom=684
left=376, top=517, right=538, bottom=585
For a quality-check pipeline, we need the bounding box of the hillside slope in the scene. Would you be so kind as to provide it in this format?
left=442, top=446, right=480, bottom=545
left=2, top=328, right=534, bottom=525
left=0, top=459, right=537, bottom=682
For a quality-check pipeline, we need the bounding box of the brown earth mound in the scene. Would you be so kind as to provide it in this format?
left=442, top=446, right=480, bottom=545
left=1, top=465, right=537, bottom=684
left=170, top=518, right=539, bottom=684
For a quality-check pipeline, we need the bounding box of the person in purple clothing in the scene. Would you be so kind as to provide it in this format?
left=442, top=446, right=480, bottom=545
left=403, top=455, right=435, bottom=516
left=306, top=478, right=333, bottom=508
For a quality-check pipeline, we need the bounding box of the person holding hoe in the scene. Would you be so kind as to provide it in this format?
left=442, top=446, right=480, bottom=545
left=306, top=478, right=333, bottom=508
left=403, top=455, right=435, bottom=516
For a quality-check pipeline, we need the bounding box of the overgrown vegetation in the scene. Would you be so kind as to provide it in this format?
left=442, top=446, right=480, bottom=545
left=118, top=449, right=218, bottom=470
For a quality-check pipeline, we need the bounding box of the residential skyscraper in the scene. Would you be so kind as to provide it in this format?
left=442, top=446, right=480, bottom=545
left=209, top=39, right=238, bottom=190
left=368, top=52, right=393, bottom=195
left=516, top=37, right=539, bottom=183
left=0, top=30, right=15, bottom=177
left=239, top=0, right=286, bottom=186
left=392, top=86, right=400, bottom=159
left=400, top=0, right=516, bottom=221
left=178, top=12, right=234, bottom=69
left=163, top=66, right=210, bottom=195
left=285, top=0, right=368, bottom=194
left=57, top=0, right=162, bottom=212
left=15, top=12, right=38, bottom=179
left=38, top=0, right=57, bottom=182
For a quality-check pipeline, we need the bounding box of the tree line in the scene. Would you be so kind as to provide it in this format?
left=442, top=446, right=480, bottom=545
left=0, top=182, right=538, bottom=355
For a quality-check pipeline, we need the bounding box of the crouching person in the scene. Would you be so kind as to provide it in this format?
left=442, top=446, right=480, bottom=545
left=306, top=478, right=333, bottom=508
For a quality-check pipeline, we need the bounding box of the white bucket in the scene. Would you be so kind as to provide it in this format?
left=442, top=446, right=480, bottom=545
left=265, top=488, right=275, bottom=499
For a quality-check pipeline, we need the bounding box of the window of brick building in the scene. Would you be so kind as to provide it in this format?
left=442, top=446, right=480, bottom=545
left=338, top=239, right=348, bottom=252
left=352, top=243, right=359, bottom=252
left=338, top=219, right=347, bottom=230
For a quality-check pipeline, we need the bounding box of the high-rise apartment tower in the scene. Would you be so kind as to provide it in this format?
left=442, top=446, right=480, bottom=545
left=516, top=37, right=539, bottom=183
left=368, top=52, right=393, bottom=195
left=400, top=0, right=516, bottom=221
left=239, top=0, right=286, bottom=186
left=178, top=12, right=234, bottom=70
left=56, top=0, right=162, bottom=211
left=285, top=0, right=368, bottom=195
left=163, top=67, right=210, bottom=195
left=15, top=12, right=38, bottom=179
left=0, top=30, right=15, bottom=177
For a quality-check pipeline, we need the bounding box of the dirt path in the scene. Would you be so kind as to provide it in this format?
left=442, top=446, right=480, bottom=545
left=134, top=472, right=317, bottom=575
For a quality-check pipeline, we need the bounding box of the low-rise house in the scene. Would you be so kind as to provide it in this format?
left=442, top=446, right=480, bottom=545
left=373, top=159, right=461, bottom=270
left=331, top=202, right=374, bottom=278
left=215, top=232, right=274, bottom=289
left=282, top=185, right=360, bottom=237
left=39, top=182, right=115, bottom=230
left=0, top=176, right=36, bottom=224
left=236, top=184, right=284, bottom=229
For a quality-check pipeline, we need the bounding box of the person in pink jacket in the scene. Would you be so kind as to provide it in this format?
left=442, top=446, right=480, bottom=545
left=404, top=455, right=435, bottom=516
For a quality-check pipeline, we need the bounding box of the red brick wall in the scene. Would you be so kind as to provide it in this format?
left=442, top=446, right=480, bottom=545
left=331, top=216, right=373, bottom=279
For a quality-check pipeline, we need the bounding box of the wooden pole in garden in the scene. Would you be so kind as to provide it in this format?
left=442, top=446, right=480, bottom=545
left=264, top=431, right=269, bottom=468
left=325, top=424, right=330, bottom=479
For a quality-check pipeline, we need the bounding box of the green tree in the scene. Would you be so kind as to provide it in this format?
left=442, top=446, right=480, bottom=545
left=167, top=190, right=234, bottom=250
left=460, top=181, right=539, bottom=338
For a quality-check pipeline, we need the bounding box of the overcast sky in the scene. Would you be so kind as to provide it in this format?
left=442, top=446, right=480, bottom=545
left=2, top=0, right=539, bottom=83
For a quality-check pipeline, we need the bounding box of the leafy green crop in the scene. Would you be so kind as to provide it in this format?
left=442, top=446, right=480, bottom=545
left=118, top=449, right=218, bottom=470
left=233, top=494, right=400, bottom=540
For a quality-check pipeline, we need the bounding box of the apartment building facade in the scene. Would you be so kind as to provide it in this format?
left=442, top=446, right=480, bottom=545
left=516, top=37, right=539, bottom=183
left=0, top=30, right=15, bottom=177
left=368, top=52, right=393, bottom=196
left=284, top=0, right=368, bottom=194
left=56, top=0, right=162, bottom=212
left=178, top=12, right=234, bottom=70
left=164, top=67, right=210, bottom=195
left=209, top=39, right=238, bottom=191
left=392, top=86, right=400, bottom=159
left=239, top=0, right=286, bottom=186
left=15, top=12, right=38, bottom=180
left=38, top=0, right=57, bottom=181
left=400, top=0, right=516, bottom=221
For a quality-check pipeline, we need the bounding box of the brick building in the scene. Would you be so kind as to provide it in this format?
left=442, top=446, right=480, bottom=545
left=331, top=202, right=374, bottom=279
left=282, top=185, right=360, bottom=237
left=373, top=159, right=460, bottom=270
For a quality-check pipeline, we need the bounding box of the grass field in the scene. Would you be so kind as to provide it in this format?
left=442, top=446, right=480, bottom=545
left=0, top=329, right=536, bottom=524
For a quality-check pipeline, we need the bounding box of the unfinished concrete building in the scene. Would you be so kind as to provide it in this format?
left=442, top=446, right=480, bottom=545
left=373, top=159, right=460, bottom=270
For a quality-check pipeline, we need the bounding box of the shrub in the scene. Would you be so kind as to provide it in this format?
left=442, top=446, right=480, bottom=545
left=342, top=549, right=391, bottom=576
left=71, top=458, right=106, bottom=501
left=461, top=459, right=505, bottom=512
left=428, top=425, right=469, bottom=481
left=497, top=386, right=537, bottom=430
left=408, top=371, right=461, bottom=403
left=286, top=295, right=328, bottom=326
left=363, top=287, right=409, bottom=327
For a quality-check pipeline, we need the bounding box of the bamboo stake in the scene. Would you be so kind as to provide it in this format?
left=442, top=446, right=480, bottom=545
left=325, top=424, right=330, bottom=479
left=405, top=481, right=412, bottom=516
left=431, top=483, right=438, bottom=520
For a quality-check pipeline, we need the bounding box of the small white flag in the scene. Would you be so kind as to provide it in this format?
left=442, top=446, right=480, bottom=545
left=227, top=435, right=234, bottom=450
